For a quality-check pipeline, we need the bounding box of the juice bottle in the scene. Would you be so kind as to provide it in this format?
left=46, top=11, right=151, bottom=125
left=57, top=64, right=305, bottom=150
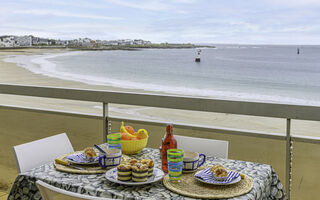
left=161, top=124, right=177, bottom=172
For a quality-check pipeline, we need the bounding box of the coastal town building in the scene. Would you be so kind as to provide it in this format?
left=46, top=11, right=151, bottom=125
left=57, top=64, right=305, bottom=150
left=134, top=39, right=151, bottom=45
left=102, top=40, right=119, bottom=45
left=67, top=38, right=96, bottom=47
left=32, top=37, right=51, bottom=45
left=15, top=35, right=32, bottom=47
left=55, top=40, right=69, bottom=46
left=0, top=35, right=152, bottom=48
left=0, top=36, right=16, bottom=47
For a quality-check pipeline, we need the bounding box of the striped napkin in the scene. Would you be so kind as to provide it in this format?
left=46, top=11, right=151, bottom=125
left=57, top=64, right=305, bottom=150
left=66, top=153, right=99, bottom=164
left=194, top=168, right=240, bottom=184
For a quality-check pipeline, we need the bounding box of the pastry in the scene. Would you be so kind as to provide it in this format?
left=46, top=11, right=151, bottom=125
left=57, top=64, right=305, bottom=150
left=140, top=159, right=154, bottom=177
left=132, top=163, right=148, bottom=182
left=210, top=165, right=228, bottom=181
left=128, top=159, right=139, bottom=166
left=83, top=147, right=97, bottom=161
left=117, top=164, right=132, bottom=181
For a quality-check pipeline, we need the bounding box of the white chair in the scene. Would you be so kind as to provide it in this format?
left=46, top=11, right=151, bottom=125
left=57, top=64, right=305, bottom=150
left=175, top=135, right=229, bottom=158
left=36, top=180, right=112, bottom=200
left=13, top=133, right=74, bottom=173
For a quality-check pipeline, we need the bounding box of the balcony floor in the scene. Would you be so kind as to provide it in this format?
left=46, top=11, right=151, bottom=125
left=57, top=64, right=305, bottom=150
left=0, top=191, right=8, bottom=200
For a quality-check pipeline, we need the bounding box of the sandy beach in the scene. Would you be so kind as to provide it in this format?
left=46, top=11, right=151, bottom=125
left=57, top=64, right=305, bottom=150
left=0, top=48, right=319, bottom=199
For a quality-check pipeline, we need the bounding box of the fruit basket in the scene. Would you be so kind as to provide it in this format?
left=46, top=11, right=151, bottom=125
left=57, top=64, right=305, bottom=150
left=121, top=136, right=148, bottom=154
left=117, top=122, right=149, bottom=155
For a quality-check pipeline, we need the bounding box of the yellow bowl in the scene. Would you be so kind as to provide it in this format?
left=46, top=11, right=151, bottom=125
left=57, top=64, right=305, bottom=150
left=121, top=136, right=148, bottom=155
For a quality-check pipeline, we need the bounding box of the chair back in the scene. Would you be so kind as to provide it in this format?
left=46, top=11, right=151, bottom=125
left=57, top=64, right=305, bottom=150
left=36, top=180, right=112, bottom=200
left=13, top=133, right=74, bottom=173
left=175, top=135, right=228, bottom=158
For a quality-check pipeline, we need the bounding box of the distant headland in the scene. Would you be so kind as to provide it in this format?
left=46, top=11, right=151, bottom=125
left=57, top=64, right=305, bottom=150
left=0, top=35, right=215, bottom=50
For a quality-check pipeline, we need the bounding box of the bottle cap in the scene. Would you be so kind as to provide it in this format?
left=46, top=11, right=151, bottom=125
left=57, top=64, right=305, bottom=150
left=166, top=124, right=173, bottom=133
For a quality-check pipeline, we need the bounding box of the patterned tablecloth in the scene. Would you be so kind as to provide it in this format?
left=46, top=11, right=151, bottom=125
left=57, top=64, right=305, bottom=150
left=8, top=146, right=287, bottom=200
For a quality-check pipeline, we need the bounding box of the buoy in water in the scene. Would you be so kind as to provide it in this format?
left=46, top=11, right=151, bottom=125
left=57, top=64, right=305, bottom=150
left=195, top=49, right=201, bottom=62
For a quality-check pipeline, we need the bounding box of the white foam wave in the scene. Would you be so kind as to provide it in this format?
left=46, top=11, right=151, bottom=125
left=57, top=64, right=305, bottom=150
left=3, top=51, right=87, bottom=77
left=3, top=51, right=320, bottom=106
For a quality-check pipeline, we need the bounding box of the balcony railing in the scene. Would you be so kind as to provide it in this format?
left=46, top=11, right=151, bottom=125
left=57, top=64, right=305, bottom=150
left=1, top=83, right=320, bottom=199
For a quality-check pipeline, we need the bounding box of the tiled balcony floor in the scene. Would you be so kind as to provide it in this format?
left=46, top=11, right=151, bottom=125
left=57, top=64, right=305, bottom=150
left=0, top=191, right=8, bottom=200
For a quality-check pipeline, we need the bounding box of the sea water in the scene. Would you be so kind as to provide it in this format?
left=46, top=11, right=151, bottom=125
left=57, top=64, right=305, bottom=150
left=5, top=45, right=320, bottom=106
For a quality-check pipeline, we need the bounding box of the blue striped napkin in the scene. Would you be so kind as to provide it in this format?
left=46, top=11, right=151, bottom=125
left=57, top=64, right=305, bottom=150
left=66, top=153, right=99, bottom=163
left=194, top=168, right=240, bottom=184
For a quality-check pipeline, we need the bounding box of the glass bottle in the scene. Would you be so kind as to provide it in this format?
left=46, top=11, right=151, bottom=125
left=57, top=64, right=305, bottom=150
left=161, top=124, right=177, bottom=173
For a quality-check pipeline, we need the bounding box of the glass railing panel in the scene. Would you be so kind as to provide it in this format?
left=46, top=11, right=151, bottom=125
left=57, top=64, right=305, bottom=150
left=0, top=94, right=102, bottom=116
left=291, top=119, right=320, bottom=138
left=0, top=105, right=103, bottom=193
left=109, top=104, right=287, bottom=135
left=0, top=93, right=287, bottom=136
left=291, top=141, right=320, bottom=200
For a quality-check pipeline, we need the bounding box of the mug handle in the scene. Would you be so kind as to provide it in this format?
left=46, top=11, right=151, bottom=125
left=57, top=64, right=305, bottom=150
left=197, top=153, right=206, bottom=167
left=99, top=155, right=106, bottom=168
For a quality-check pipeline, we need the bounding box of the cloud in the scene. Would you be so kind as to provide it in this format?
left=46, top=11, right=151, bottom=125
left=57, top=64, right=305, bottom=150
left=105, top=0, right=172, bottom=11
left=20, top=0, right=110, bottom=9
left=1, top=0, right=320, bottom=44
left=173, top=0, right=197, bottom=4
left=267, top=0, right=320, bottom=7
left=14, top=9, right=122, bottom=20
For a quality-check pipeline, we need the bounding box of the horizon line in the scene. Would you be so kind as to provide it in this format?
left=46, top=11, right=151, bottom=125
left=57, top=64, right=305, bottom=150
left=1, top=34, right=319, bottom=46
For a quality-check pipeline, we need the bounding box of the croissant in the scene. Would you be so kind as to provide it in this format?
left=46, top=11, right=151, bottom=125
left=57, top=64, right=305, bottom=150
left=83, top=147, right=97, bottom=157
left=210, top=165, right=228, bottom=177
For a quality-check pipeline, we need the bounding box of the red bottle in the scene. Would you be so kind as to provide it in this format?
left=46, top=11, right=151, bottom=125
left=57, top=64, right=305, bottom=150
left=161, top=124, right=177, bottom=173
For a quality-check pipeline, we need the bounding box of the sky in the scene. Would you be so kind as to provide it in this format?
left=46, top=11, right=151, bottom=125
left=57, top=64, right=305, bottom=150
left=0, top=0, right=320, bottom=44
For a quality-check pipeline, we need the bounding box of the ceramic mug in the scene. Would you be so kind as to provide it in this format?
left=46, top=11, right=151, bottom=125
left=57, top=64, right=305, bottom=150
left=98, top=148, right=122, bottom=168
left=182, top=151, right=206, bottom=172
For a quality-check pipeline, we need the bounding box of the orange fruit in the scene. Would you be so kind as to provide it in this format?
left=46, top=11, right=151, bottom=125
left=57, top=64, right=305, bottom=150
left=130, top=137, right=138, bottom=140
left=121, top=132, right=131, bottom=140
left=125, top=125, right=135, bottom=134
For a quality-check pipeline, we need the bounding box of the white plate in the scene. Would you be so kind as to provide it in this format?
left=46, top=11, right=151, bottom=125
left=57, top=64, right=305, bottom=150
left=105, top=168, right=164, bottom=185
left=195, top=175, right=241, bottom=185
left=194, top=168, right=241, bottom=185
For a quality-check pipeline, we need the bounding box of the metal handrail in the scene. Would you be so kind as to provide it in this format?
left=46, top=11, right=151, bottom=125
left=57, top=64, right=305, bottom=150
left=1, top=83, right=320, bottom=121
left=1, top=83, right=320, bottom=199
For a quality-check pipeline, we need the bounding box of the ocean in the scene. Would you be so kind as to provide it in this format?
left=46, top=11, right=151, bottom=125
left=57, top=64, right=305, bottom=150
left=4, top=45, right=320, bottom=106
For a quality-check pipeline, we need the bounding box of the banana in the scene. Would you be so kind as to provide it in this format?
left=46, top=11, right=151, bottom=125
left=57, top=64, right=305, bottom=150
left=137, top=129, right=148, bottom=136
left=120, top=122, right=136, bottom=138
left=120, top=122, right=128, bottom=133
left=136, top=129, right=148, bottom=139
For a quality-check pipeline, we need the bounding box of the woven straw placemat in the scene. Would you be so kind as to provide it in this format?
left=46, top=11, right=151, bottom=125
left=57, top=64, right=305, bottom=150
left=163, top=170, right=253, bottom=199
left=54, top=151, right=131, bottom=174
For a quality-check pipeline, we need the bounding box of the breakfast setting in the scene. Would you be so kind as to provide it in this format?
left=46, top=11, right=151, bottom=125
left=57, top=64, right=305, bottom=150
left=8, top=122, right=286, bottom=200
left=51, top=122, right=252, bottom=198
